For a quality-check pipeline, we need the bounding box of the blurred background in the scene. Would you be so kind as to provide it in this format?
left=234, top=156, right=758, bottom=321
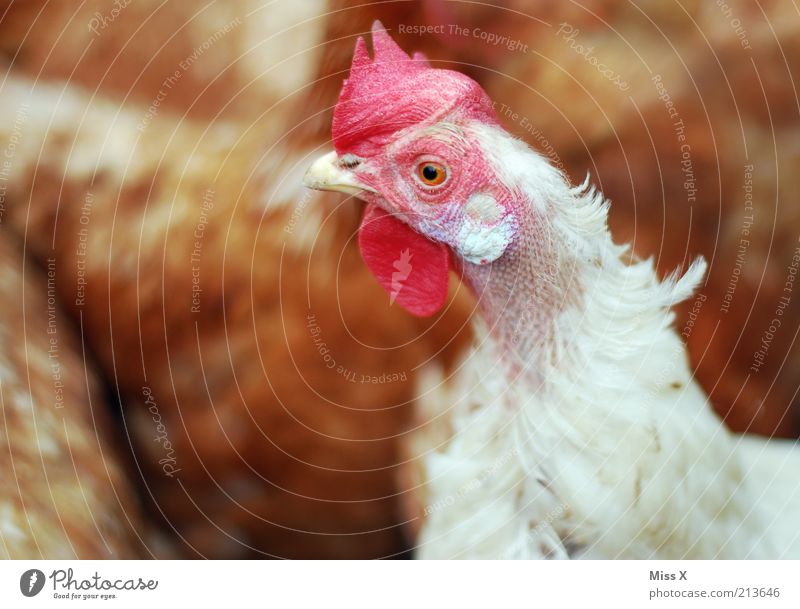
left=0, top=0, right=798, bottom=559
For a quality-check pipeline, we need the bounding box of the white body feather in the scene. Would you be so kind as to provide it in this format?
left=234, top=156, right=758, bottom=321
left=411, top=125, right=800, bottom=559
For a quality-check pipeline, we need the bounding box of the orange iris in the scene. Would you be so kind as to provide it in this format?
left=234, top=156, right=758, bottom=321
left=417, top=161, right=447, bottom=186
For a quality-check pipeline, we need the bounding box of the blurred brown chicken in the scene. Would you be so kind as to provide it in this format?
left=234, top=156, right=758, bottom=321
left=0, top=234, right=145, bottom=558
left=0, top=0, right=472, bottom=558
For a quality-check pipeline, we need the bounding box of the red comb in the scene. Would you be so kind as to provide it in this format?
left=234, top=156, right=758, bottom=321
left=332, top=21, right=496, bottom=157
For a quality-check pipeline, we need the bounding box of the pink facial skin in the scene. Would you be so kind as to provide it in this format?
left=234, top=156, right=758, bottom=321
left=350, top=122, right=519, bottom=265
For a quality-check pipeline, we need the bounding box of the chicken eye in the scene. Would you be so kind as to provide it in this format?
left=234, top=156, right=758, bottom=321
left=417, top=161, right=448, bottom=187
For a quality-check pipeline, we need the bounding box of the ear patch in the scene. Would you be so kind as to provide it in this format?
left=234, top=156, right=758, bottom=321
left=465, top=192, right=504, bottom=224
left=457, top=195, right=516, bottom=265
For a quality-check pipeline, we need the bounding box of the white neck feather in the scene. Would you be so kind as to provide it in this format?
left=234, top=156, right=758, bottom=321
left=462, top=124, right=706, bottom=386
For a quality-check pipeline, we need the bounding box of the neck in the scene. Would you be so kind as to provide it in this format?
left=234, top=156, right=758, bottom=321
left=460, top=212, right=580, bottom=370
left=459, top=126, right=601, bottom=373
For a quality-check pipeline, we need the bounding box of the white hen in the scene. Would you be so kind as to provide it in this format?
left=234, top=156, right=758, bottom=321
left=305, top=22, right=800, bottom=559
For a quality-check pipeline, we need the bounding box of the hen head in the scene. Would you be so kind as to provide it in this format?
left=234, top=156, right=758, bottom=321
left=305, top=21, right=532, bottom=317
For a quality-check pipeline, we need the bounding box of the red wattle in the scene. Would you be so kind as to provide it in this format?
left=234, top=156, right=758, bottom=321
left=358, top=204, right=451, bottom=317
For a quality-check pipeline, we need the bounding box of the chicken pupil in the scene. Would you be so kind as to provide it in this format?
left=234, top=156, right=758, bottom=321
left=422, top=164, right=439, bottom=181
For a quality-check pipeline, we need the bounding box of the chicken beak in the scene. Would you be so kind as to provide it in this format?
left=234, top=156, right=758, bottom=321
left=303, top=151, right=376, bottom=196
